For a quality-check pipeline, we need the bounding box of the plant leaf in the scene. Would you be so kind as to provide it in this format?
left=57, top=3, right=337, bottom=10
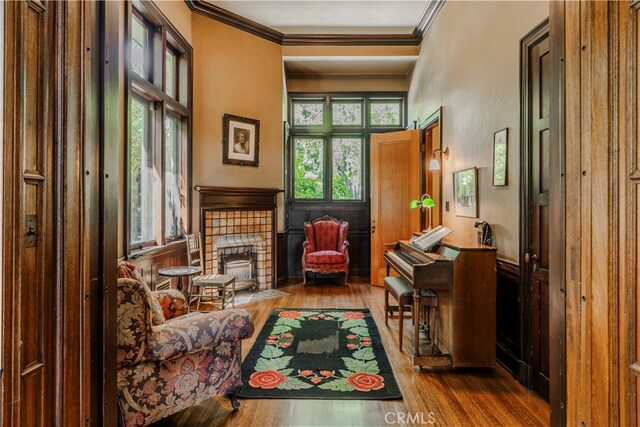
left=275, top=318, right=301, bottom=328
left=299, top=311, right=319, bottom=318
left=339, top=369, right=355, bottom=378
left=318, top=378, right=355, bottom=392
left=255, top=356, right=293, bottom=371
left=277, top=376, right=314, bottom=390
left=260, top=346, right=284, bottom=359
left=279, top=368, right=294, bottom=376
left=352, top=347, right=375, bottom=361
left=349, top=327, right=370, bottom=337
left=341, top=357, right=380, bottom=374
left=341, top=319, right=367, bottom=330
left=323, top=311, right=347, bottom=319
left=270, top=325, right=292, bottom=335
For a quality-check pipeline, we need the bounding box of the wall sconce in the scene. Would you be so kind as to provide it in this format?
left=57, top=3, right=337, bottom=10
left=429, top=147, right=449, bottom=171
left=409, top=193, right=436, bottom=230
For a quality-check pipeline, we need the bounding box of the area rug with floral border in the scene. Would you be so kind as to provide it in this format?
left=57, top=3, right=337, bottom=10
left=238, top=308, right=402, bottom=399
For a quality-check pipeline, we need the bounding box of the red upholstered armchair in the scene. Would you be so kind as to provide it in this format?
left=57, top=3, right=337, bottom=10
left=302, top=215, right=350, bottom=285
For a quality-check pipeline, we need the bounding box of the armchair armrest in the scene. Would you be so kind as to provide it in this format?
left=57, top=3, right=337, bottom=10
left=146, top=309, right=254, bottom=362
left=153, top=289, right=188, bottom=320
left=340, top=240, right=350, bottom=254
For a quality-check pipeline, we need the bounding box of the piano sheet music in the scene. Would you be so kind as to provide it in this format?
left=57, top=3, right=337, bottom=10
left=411, top=225, right=453, bottom=251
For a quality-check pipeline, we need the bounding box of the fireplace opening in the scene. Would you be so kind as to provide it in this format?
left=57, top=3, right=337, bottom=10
left=221, top=253, right=257, bottom=291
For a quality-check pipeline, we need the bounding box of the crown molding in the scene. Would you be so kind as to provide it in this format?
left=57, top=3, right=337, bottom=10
left=185, top=0, right=445, bottom=46
left=282, top=32, right=421, bottom=46
left=416, top=0, right=446, bottom=39
left=185, top=0, right=284, bottom=44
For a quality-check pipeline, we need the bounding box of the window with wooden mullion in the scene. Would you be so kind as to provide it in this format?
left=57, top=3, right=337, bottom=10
left=128, top=3, right=191, bottom=253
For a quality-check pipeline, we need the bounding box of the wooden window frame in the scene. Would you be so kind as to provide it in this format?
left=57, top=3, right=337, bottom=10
left=288, top=92, right=407, bottom=203
left=125, top=0, right=192, bottom=255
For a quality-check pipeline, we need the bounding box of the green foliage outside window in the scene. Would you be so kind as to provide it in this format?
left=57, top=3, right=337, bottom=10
left=294, top=138, right=324, bottom=199
left=370, top=102, right=401, bottom=126
left=294, top=103, right=324, bottom=126
left=332, top=102, right=362, bottom=126
left=332, top=138, right=362, bottom=200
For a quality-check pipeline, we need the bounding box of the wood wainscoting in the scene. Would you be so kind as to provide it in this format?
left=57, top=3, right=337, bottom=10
left=128, top=241, right=189, bottom=290
left=496, top=259, right=528, bottom=385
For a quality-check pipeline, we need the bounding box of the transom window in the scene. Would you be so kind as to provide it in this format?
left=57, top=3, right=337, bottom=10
left=289, top=94, right=406, bottom=202
left=127, top=4, right=192, bottom=252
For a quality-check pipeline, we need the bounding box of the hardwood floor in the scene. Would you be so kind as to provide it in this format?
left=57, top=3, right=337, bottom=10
left=152, top=282, right=550, bottom=427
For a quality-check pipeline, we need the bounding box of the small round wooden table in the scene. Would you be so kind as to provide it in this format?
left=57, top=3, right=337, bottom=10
left=158, top=266, right=202, bottom=292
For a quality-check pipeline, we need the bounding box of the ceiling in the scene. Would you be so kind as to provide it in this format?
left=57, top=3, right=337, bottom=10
left=205, top=1, right=430, bottom=35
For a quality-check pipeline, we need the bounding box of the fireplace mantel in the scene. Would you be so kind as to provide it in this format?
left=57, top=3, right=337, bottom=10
left=195, top=186, right=283, bottom=288
left=195, top=186, right=282, bottom=211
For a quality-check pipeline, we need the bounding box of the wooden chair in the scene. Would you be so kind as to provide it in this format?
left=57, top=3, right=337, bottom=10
left=186, top=233, right=236, bottom=311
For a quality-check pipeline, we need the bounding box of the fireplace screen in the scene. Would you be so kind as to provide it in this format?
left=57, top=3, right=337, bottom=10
left=223, top=254, right=257, bottom=291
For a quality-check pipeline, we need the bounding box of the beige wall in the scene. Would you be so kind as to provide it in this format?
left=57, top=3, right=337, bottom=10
left=191, top=15, right=284, bottom=231
left=407, top=1, right=548, bottom=262
left=287, top=74, right=407, bottom=93
left=154, top=0, right=192, bottom=44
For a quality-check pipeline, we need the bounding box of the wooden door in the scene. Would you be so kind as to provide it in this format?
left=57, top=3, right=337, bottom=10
left=527, top=33, right=550, bottom=400
left=3, top=1, right=57, bottom=423
left=370, top=130, right=420, bottom=286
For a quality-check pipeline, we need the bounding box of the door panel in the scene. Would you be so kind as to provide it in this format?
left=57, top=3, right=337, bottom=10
left=529, top=35, right=550, bottom=400
left=3, top=0, right=56, bottom=423
left=370, top=130, right=420, bottom=286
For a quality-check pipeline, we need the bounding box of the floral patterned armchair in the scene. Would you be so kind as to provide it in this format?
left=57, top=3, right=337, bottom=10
left=116, top=260, right=254, bottom=426
left=301, top=215, right=350, bottom=285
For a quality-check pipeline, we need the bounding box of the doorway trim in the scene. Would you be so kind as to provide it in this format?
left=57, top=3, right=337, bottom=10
left=419, top=107, right=443, bottom=230
left=520, top=16, right=566, bottom=424
left=0, top=1, right=4, bottom=412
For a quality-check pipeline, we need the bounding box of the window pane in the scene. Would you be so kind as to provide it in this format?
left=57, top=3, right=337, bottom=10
left=131, top=16, right=147, bottom=78
left=293, top=102, right=324, bottom=126
left=165, top=114, right=182, bottom=238
left=332, top=137, right=362, bottom=200
left=165, top=49, right=176, bottom=98
left=370, top=101, right=402, bottom=126
left=129, top=97, right=155, bottom=244
left=294, top=137, right=324, bottom=199
left=332, top=102, right=362, bottom=126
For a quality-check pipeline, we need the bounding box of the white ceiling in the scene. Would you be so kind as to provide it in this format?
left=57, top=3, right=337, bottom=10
left=206, top=1, right=430, bottom=35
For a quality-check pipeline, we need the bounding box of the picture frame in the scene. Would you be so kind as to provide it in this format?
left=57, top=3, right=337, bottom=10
left=492, top=128, right=508, bottom=186
left=222, top=113, right=260, bottom=167
left=453, top=167, right=478, bottom=218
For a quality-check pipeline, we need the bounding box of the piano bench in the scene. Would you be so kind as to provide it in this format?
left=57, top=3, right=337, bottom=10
left=384, top=276, right=414, bottom=352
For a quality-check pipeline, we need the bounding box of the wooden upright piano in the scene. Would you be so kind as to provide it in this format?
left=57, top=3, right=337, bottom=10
left=384, top=235, right=497, bottom=368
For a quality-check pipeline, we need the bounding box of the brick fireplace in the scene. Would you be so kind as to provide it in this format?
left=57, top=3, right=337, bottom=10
left=195, top=186, right=281, bottom=289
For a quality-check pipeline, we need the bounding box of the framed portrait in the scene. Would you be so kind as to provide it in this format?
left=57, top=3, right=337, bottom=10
left=453, top=167, right=478, bottom=218
left=492, top=128, right=508, bottom=186
left=222, top=113, right=260, bottom=167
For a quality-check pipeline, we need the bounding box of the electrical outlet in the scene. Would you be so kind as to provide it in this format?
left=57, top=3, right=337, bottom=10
left=445, top=201, right=450, bottom=212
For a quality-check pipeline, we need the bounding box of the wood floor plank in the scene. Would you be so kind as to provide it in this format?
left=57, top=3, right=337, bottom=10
left=151, top=283, right=550, bottom=427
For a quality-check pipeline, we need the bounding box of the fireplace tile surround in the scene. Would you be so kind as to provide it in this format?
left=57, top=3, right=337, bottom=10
left=196, top=186, right=282, bottom=289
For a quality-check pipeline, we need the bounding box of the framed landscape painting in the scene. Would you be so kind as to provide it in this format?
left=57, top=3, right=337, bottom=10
left=453, top=167, right=478, bottom=218
left=222, top=113, right=260, bottom=167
